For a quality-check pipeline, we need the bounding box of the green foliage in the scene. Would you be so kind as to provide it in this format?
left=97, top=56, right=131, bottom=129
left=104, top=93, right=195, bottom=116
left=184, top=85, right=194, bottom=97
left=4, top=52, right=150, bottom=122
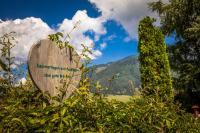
left=0, top=59, right=8, bottom=71
left=149, top=0, right=200, bottom=105
left=138, top=16, right=173, bottom=101
left=0, top=32, right=16, bottom=86
left=1, top=84, right=200, bottom=132
left=0, top=32, right=18, bottom=98
left=149, top=0, right=200, bottom=37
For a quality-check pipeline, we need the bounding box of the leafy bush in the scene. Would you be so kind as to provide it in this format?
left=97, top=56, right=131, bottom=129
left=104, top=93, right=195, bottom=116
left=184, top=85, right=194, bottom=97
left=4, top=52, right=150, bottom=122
left=138, top=17, right=173, bottom=101
left=1, top=82, right=200, bottom=132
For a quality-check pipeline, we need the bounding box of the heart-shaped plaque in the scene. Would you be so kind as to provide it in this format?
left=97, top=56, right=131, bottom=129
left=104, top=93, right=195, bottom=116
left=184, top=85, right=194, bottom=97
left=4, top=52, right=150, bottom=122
left=28, top=39, right=81, bottom=99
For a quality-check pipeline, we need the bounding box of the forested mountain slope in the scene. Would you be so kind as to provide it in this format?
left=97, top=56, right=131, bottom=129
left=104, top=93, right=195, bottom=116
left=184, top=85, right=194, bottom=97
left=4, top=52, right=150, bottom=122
left=89, top=55, right=140, bottom=95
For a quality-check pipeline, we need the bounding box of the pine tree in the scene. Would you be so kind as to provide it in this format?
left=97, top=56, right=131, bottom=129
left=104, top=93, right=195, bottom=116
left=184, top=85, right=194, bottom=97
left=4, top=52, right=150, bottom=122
left=138, top=16, right=173, bottom=101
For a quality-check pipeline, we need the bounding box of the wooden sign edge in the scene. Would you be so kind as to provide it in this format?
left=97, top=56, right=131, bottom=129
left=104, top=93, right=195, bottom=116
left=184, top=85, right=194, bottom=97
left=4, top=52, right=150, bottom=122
left=27, top=39, right=43, bottom=91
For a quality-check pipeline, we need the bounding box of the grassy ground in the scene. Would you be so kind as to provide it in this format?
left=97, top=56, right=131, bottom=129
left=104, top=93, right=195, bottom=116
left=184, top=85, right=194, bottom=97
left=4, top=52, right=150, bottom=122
left=106, top=95, right=141, bottom=102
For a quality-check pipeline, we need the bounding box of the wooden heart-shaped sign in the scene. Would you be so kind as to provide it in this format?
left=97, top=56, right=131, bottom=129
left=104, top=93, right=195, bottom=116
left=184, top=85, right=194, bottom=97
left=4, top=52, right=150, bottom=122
left=28, top=39, right=81, bottom=99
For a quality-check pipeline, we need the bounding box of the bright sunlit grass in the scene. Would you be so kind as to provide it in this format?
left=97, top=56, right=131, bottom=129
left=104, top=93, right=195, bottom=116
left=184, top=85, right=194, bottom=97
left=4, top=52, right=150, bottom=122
left=106, top=95, right=140, bottom=102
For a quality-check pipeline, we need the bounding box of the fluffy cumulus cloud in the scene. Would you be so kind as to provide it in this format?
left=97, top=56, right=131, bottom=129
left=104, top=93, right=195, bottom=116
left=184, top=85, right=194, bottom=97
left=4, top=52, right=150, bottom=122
left=58, top=10, right=106, bottom=59
left=0, top=10, right=106, bottom=61
left=89, top=0, right=169, bottom=39
left=0, top=17, right=53, bottom=60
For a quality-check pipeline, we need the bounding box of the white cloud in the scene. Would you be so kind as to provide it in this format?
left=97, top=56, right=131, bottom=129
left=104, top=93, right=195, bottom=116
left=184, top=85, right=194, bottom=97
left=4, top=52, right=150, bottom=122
left=58, top=10, right=106, bottom=59
left=58, top=10, right=106, bottom=41
left=89, top=0, right=169, bottom=39
left=0, top=17, right=53, bottom=60
left=0, top=10, right=106, bottom=61
left=20, top=77, right=27, bottom=85
left=14, top=77, right=27, bottom=86
left=88, top=49, right=102, bottom=59
left=100, top=42, right=107, bottom=50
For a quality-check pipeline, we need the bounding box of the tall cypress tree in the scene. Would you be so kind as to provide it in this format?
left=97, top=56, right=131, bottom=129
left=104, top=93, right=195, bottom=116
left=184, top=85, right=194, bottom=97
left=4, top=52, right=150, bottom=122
left=138, top=16, right=173, bottom=101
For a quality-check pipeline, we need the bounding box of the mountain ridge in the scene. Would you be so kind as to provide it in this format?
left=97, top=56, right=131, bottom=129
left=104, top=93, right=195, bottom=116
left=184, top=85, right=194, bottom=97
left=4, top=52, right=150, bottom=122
left=89, top=55, right=140, bottom=95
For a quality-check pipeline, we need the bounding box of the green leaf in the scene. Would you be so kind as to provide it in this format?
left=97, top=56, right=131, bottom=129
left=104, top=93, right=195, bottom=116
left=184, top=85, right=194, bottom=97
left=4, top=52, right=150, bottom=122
left=56, top=32, right=64, bottom=37
left=11, top=118, right=26, bottom=129
left=0, top=58, right=8, bottom=71
left=166, top=120, right=171, bottom=129
left=51, top=114, right=60, bottom=122
left=61, top=108, right=67, bottom=117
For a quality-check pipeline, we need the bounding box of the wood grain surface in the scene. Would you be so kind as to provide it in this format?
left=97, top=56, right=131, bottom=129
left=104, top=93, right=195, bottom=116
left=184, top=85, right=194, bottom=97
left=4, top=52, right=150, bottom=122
left=28, top=39, right=81, bottom=99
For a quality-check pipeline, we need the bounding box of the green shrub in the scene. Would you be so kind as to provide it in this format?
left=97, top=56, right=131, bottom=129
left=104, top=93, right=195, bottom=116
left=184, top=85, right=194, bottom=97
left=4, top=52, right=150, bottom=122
left=138, top=16, right=173, bottom=101
left=0, top=84, right=200, bottom=132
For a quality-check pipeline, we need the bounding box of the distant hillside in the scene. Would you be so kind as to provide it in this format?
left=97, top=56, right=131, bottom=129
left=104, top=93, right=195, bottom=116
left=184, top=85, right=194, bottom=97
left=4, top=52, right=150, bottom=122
left=88, top=55, right=140, bottom=95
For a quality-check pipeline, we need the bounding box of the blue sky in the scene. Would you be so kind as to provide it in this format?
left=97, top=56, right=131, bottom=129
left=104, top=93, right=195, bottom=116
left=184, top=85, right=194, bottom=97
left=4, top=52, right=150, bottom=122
left=0, top=0, right=173, bottom=65
left=0, top=0, right=100, bottom=25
